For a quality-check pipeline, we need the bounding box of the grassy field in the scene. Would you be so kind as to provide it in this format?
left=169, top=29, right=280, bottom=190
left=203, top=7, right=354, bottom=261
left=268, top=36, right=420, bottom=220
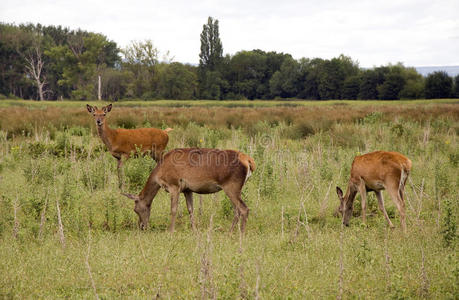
left=0, top=98, right=458, bottom=109
left=0, top=100, right=458, bottom=298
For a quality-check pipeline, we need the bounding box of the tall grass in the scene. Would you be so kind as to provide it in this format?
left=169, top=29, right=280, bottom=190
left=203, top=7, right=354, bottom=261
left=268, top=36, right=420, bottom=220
left=0, top=102, right=457, bottom=298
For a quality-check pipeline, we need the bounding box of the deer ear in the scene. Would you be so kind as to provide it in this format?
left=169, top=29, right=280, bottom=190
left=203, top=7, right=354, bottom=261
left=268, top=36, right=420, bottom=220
left=86, top=104, right=94, bottom=113
left=103, top=104, right=112, bottom=113
left=121, top=192, right=139, bottom=201
left=336, top=186, right=344, bottom=199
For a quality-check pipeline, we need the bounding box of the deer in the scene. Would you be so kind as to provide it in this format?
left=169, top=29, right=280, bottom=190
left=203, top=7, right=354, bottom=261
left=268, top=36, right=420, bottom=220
left=335, top=151, right=412, bottom=232
left=86, top=104, right=172, bottom=188
left=122, top=148, right=256, bottom=233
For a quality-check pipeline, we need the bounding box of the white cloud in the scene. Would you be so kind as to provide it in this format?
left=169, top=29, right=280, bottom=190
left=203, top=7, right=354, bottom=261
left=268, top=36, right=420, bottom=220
left=1, top=0, right=458, bottom=67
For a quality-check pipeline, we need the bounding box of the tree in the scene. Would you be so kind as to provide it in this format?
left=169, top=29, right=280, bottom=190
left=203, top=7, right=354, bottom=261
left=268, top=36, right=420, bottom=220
left=121, top=40, right=160, bottom=99
left=100, top=68, right=132, bottom=101
left=199, top=17, right=223, bottom=71
left=269, top=56, right=300, bottom=98
left=157, top=62, right=198, bottom=99
left=317, top=55, right=359, bottom=100
left=425, top=71, right=453, bottom=99
left=358, top=68, right=387, bottom=100
left=0, top=23, right=30, bottom=98
left=20, top=28, right=51, bottom=101
left=342, top=75, right=361, bottom=99
left=453, top=75, right=459, bottom=98
left=377, top=65, right=405, bottom=100
left=198, top=17, right=224, bottom=99
left=296, top=58, right=323, bottom=99
left=227, top=50, right=269, bottom=100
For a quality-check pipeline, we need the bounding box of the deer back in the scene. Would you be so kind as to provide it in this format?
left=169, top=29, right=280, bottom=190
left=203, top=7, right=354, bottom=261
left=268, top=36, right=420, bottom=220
left=155, top=148, right=252, bottom=192
left=111, top=127, right=169, bottom=154
left=350, top=151, right=411, bottom=188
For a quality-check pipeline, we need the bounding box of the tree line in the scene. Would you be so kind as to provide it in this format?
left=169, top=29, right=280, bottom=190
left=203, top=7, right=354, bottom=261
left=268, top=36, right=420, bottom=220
left=1, top=18, right=458, bottom=101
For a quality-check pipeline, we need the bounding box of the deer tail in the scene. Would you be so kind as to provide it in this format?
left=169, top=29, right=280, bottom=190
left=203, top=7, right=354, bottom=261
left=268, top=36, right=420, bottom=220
left=164, top=128, right=173, bottom=133
left=237, top=152, right=256, bottom=173
left=248, top=156, right=256, bottom=173
left=399, top=158, right=412, bottom=193
left=399, top=167, right=410, bottom=194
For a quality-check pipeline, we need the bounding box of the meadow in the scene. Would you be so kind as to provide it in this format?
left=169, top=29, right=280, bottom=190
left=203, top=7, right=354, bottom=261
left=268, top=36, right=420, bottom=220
left=0, top=100, right=458, bottom=298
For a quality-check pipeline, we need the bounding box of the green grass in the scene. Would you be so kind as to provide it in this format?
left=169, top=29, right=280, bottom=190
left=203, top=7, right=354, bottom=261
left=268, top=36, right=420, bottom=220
left=0, top=98, right=458, bottom=108
left=0, top=102, right=458, bottom=298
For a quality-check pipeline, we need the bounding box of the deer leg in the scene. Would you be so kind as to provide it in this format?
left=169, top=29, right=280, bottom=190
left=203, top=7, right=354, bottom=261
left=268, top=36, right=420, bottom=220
left=169, top=187, right=180, bottom=233
left=116, top=157, right=125, bottom=189
left=375, top=191, right=394, bottom=228
left=357, top=180, right=367, bottom=225
left=184, top=191, right=196, bottom=232
left=151, top=145, right=164, bottom=164
left=230, top=207, right=240, bottom=233
left=224, top=185, right=249, bottom=233
left=387, top=181, right=407, bottom=233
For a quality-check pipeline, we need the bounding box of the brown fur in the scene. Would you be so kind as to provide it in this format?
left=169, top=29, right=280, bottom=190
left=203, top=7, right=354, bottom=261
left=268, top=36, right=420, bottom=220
left=87, top=104, right=171, bottom=187
left=122, top=148, right=255, bottom=233
left=336, top=151, right=412, bottom=232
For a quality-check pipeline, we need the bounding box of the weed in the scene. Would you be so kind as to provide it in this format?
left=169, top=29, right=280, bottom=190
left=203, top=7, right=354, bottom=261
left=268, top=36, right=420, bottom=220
left=362, top=111, right=383, bottom=124
left=441, top=198, right=457, bottom=248
left=124, top=155, right=155, bottom=192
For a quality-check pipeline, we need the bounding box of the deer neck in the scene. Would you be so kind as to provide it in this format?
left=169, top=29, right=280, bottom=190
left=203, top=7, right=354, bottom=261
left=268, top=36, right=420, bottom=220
left=139, top=169, right=161, bottom=206
left=97, top=122, right=116, bottom=151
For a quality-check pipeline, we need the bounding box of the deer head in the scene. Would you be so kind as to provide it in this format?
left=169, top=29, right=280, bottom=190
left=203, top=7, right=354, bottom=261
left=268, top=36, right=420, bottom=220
left=336, top=186, right=353, bottom=226
left=122, top=193, right=150, bottom=230
left=86, top=104, right=112, bottom=127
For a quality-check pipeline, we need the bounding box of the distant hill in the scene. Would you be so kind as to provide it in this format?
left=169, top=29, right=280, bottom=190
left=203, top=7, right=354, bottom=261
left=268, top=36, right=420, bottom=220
left=414, top=66, right=459, bottom=77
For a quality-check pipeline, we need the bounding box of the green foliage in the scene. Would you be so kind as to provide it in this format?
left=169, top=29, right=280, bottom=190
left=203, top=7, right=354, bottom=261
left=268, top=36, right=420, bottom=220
left=378, top=67, right=405, bottom=100
left=425, top=71, right=453, bottom=99
left=356, top=239, right=374, bottom=265
left=363, top=111, right=384, bottom=124
left=124, top=155, right=155, bottom=192
left=199, top=17, right=224, bottom=99
left=269, top=56, right=300, bottom=98
left=199, top=17, right=223, bottom=71
left=28, top=141, right=48, bottom=158
left=441, top=198, right=457, bottom=247
left=81, top=159, right=107, bottom=191
left=342, top=75, right=361, bottom=100
left=391, top=123, right=405, bottom=137
left=0, top=22, right=454, bottom=101
left=454, top=75, right=459, bottom=98
left=358, top=68, right=386, bottom=100
left=400, top=67, right=425, bottom=99
left=434, top=162, right=450, bottom=197
left=157, top=62, right=198, bottom=100
left=22, top=158, right=54, bottom=184
left=220, top=195, right=233, bottom=219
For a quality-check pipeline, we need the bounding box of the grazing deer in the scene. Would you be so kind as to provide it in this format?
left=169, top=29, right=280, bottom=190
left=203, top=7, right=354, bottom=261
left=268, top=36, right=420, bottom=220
left=86, top=104, right=172, bottom=187
left=336, top=151, right=412, bottom=232
left=122, top=148, right=256, bottom=233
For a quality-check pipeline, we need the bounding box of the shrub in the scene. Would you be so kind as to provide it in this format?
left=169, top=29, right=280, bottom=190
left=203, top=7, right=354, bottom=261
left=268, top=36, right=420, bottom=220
left=124, top=155, right=155, bottom=192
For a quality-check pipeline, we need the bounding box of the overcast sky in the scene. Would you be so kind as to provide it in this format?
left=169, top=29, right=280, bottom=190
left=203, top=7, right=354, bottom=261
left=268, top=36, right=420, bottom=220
left=1, top=0, right=458, bottom=68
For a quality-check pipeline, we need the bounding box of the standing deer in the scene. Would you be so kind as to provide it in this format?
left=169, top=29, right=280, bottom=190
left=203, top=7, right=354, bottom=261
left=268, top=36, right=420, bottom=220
left=336, top=151, right=412, bottom=232
left=86, top=104, right=172, bottom=187
left=122, top=148, right=256, bottom=233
